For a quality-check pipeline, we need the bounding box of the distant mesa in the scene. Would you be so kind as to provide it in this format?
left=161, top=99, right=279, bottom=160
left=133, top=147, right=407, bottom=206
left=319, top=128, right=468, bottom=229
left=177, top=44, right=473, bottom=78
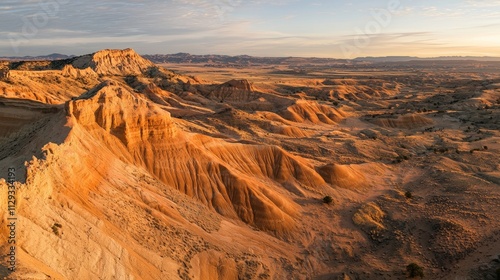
left=71, top=48, right=155, bottom=76
left=0, top=48, right=193, bottom=105
left=2, top=48, right=158, bottom=77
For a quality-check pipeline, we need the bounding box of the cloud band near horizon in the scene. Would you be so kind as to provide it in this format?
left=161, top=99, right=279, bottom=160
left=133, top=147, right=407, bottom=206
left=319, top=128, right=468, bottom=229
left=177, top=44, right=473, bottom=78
left=0, top=0, right=499, bottom=58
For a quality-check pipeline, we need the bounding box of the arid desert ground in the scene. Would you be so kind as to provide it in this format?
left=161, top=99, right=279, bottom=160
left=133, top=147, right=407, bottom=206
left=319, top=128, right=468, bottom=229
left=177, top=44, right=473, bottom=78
left=0, top=49, right=499, bottom=279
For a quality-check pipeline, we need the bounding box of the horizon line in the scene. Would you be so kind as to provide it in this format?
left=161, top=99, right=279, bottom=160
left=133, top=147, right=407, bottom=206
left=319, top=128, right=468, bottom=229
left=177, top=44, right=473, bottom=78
left=2, top=50, right=500, bottom=61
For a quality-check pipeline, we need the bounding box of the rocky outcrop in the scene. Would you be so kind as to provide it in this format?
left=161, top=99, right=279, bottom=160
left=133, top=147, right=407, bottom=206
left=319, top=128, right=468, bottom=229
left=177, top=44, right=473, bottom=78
left=222, top=79, right=254, bottom=91
left=209, top=79, right=259, bottom=102
left=0, top=67, right=10, bottom=80
left=61, top=64, right=97, bottom=79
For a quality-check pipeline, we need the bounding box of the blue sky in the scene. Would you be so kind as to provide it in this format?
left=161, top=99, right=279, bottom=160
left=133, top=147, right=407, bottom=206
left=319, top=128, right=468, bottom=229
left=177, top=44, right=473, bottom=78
left=0, top=0, right=499, bottom=58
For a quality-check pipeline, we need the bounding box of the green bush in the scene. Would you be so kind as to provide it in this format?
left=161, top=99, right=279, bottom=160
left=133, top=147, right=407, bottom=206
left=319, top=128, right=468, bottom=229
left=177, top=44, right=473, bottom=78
left=406, top=263, right=424, bottom=278
left=323, top=196, right=333, bottom=204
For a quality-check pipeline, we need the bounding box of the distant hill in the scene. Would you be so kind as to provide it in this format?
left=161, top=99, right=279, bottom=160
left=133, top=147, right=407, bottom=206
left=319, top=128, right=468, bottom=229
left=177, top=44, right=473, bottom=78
left=0, top=53, right=74, bottom=61
left=140, top=54, right=500, bottom=64
left=143, top=53, right=347, bottom=66
left=2, top=52, right=500, bottom=64
left=354, top=56, right=500, bottom=62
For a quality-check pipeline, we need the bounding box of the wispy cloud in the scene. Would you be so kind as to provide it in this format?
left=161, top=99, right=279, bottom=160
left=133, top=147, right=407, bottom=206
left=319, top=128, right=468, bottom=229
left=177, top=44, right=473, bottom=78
left=465, top=0, right=500, bottom=7
left=0, top=0, right=498, bottom=57
left=420, top=6, right=466, bottom=18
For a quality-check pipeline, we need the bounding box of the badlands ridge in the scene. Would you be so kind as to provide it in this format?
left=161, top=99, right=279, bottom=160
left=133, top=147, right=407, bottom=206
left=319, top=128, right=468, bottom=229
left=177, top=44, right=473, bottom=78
left=0, top=49, right=499, bottom=279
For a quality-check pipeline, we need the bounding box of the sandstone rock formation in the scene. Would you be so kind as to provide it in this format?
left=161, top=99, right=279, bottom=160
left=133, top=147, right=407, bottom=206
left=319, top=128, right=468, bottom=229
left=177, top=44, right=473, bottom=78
left=61, top=64, right=97, bottom=79
left=1, top=50, right=499, bottom=280
left=65, top=81, right=327, bottom=234
left=209, top=79, right=258, bottom=102
left=71, top=48, right=155, bottom=75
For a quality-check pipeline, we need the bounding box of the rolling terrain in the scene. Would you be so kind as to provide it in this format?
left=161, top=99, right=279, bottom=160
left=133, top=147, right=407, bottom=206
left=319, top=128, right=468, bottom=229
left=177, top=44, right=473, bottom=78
left=1, top=49, right=499, bottom=279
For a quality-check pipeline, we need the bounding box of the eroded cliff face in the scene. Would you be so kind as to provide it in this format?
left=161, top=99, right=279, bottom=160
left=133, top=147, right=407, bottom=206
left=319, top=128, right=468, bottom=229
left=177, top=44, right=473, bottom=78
left=61, top=65, right=97, bottom=79
left=0, top=74, right=338, bottom=279
left=65, top=81, right=328, bottom=234
left=0, top=49, right=191, bottom=105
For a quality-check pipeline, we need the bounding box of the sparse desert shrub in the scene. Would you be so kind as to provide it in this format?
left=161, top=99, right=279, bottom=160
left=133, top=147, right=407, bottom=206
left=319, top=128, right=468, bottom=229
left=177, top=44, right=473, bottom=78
left=406, top=263, right=424, bottom=278
left=405, top=191, right=413, bottom=199
left=483, top=146, right=488, bottom=150
left=393, top=155, right=410, bottom=163
left=323, top=195, right=333, bottom=204
left=51, top=223, right=62, bottom=236
left=433, top=147, right=449, bottom=154
left=469, top=147, right=484, bottom=154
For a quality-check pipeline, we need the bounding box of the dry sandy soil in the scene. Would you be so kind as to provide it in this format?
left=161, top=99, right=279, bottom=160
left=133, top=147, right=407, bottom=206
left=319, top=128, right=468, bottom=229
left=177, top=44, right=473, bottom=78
left=0, top=49, right=499, bottom=279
